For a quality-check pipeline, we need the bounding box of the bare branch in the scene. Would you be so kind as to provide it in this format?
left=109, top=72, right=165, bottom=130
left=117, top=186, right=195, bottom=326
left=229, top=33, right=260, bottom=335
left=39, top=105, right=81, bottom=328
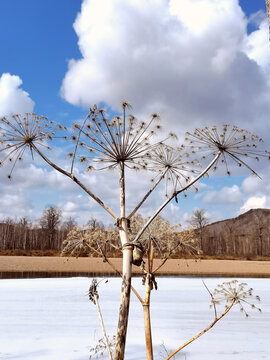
left=127, top=167, right=169, bottom=219
left=133, top=153, right=221, bottom=243
left=31, top=144, right=118, bottom=219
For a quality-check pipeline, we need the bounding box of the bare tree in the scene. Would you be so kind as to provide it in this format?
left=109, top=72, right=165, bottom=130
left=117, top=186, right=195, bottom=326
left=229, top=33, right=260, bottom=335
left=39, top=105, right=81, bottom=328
left=87, top=217, right=105, bottom=230
left=189, top=208, right=209, bottom=249
left=40, top=206, right=62, bottom=249
left=61, top=216, right=77, bottom=233
left=0, top=107, right=269, bottom=359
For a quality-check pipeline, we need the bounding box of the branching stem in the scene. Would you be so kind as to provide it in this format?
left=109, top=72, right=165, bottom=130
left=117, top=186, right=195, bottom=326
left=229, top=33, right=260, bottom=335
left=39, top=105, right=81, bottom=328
left=31, top=144, right=117, bottom=219
left=128, top=167, right=169, bottom=219
left=70, top=111, right=91, bottom=174
left=133, top=153, right=221, bottom=243
left=165, top=298, right=235, bottom=360
left=93, top=293, right=113, bottom=360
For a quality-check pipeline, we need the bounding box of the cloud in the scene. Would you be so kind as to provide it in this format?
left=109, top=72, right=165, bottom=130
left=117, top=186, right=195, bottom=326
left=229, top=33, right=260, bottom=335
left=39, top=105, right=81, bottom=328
left=60, top=0, right=270, bottom=144
left=2, top=2, right=270, bottom=228
left=0, top=73, right=34, bottom=116
left=240, top=196, right=266, bottom=213
left=58, top=0, right=270, bottom=225
left=243, top=16, right=270, bottom=69
left=242, top=175, right=265, bottom=195
left=0, top=150, right=170, bottom=225
left=0, top=191, right=35, bottom=220
left=203, top=184, right=242, bottom=204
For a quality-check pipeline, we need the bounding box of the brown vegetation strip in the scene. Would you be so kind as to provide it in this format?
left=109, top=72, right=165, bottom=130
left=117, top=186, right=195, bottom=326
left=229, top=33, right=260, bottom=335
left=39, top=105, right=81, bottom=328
left=0, top=256, right=270, bottom=277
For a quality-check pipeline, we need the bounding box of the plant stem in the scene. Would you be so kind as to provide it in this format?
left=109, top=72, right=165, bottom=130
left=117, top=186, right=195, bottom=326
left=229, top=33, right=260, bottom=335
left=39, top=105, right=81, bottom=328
left=165, top=299, right=235, bottom=360
left=133, top=153, right=221, bottom=243
left=31, top=144, right=117, bottom=219
left=114, top=162, right=133, bottom=360
left=93, top=293, right=113, bottom=360
left=71, top=111, right=90, bottom=174
left=127, top=167, right=169, bottom=219
left=143, top=241, right=154, bottom=360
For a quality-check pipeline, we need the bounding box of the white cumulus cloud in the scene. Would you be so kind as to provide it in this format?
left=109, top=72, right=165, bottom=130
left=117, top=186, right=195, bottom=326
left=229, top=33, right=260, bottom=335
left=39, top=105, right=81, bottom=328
left=0, top=73, right=34, bottom=116
left=203, top=184, right=242, bottom=204
left=60, top=0, right=270, bottom=143
left=240, top=195, right=266, bottom=213
left=243, top=16, right=270, bottom=69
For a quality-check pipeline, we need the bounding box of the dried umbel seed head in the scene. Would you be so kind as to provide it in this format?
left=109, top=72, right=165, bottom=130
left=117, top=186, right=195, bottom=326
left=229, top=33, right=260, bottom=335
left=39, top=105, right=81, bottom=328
left=88, top=279, right=99, bottom=304
left=146, top=144, right=201, bottom=196
left=128, top=215, right=199, bottom=258
left=211, top=280, right=261, bottom=317
left=185, top=125, right=270, bottom=177
left=0, top=113, right=67, bottom=179
left=61, top=225, right=120, bottom=258
left=68, top=102, right=176, bottom=173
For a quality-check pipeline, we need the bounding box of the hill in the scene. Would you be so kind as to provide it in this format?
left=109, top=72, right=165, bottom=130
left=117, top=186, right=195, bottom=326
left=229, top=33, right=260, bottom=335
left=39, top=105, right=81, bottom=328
left=201, top=208, right=270, bottom=257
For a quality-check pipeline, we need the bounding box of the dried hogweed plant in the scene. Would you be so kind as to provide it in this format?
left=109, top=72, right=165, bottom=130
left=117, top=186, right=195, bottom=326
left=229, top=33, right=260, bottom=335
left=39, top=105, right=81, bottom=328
left=165, top=280, right=261, bottom=360
left=129, top=214, right=199, bottom=259
left=0, top=113, right=66, bottom=179
left=185, top=125, right=270, bottom=176
left=124, top=214, right=200, bottom=360
left=62, top=226, right=119, bottom=258
left=145, top=144, right=201, bottom=199
left=69, top=102, right=176, bottom=172
left=132, top=123, right=270, bottom=246
left=88, top=279, right=114, bottom=360
left=1, top=103, right=269, bottom=360
left=211, top=280, right=261, bottom=317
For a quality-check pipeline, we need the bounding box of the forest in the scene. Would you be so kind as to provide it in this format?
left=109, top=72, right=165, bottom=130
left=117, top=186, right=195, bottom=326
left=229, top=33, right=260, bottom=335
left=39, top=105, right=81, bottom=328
left=0, top=206, right=269, bottom=259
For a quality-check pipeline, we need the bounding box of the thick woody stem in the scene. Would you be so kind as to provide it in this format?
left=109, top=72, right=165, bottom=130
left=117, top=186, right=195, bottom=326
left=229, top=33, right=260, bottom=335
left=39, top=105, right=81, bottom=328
left=114, top=162, right=133, bottom=360
left=143, top=293, right=153, bottom=360
left=31, top=144, right=117, bottom=219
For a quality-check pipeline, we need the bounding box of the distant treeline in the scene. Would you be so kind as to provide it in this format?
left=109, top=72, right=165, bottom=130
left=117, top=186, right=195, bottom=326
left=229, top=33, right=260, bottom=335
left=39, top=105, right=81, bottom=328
left=201, top=208, right=270, bottom=257
left=0, top=206, right=75, bottom=252
left=1, top=208, right=270, bottom=258
left=0, top=219, right=68, bottom=251
left=0, top=206, right=110, bottom=253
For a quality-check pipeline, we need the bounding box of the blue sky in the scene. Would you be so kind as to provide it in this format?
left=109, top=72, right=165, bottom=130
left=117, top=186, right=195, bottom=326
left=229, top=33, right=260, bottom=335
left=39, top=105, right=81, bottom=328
left=0, top=0, right=82, bottom=119
left=0, top=0, right=270, bottom=226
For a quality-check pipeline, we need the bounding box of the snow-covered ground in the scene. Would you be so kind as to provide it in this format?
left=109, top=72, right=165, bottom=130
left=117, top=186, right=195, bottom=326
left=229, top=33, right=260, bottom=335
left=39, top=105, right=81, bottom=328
left=0, top=276, right=269, bottom=360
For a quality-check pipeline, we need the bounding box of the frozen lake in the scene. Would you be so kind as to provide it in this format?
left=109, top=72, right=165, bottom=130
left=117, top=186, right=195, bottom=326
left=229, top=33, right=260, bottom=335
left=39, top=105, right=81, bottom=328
left=0, top=276, right=269, bottom=360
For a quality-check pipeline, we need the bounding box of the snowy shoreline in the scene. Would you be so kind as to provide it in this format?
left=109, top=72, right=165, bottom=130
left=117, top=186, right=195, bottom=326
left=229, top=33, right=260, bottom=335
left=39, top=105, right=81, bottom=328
left=0, top=277, right=269, bottom=360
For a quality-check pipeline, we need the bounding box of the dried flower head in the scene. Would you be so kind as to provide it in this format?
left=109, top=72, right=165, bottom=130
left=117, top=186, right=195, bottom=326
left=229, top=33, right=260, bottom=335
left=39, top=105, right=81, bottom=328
left=0, top=113, right=66, bottom=178
left=211, top=280, right=261, bottom=317
left=129, top=215, right=199, bottom=257
left=88, top=278, right=99, bottom=304
left=185, top=125, right=270, bottom=176
left=61, top=226, right=119, bottom=258
left=69, top=102, right=173, bottom=172
left=146, top=144, right=201, bottom=196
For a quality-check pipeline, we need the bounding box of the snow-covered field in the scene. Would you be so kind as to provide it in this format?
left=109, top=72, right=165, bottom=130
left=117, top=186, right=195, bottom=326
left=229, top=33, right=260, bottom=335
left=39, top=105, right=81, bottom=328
left=0, top=276, right=269, bottom=360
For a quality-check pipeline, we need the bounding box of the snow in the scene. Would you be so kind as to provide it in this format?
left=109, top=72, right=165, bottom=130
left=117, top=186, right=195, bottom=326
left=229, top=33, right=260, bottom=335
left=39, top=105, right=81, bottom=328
left=0, top=276, right=269, bottom=359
